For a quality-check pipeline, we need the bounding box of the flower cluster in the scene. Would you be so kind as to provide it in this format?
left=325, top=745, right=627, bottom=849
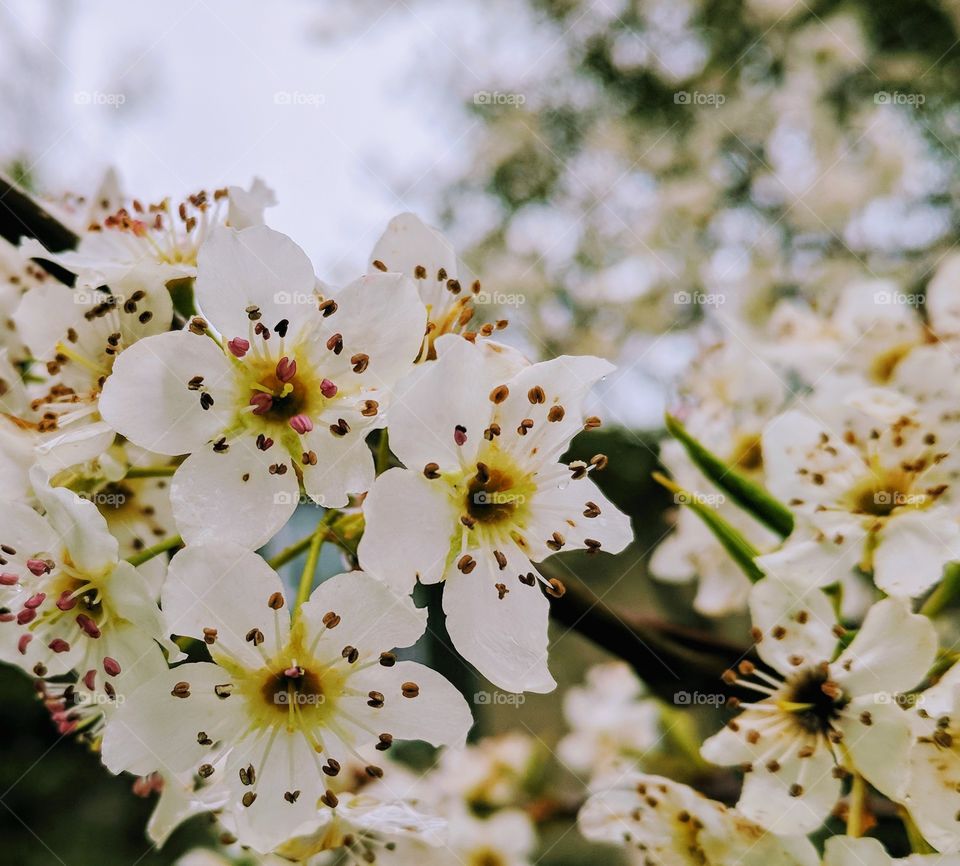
left=0, top=176, right=633, bottom=861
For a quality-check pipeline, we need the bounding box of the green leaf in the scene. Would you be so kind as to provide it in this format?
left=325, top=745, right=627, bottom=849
left=653, top=472, right=764, bottom=583
left=665, top=413, right=794, bottom=538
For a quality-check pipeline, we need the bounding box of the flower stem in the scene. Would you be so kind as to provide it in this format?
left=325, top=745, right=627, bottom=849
left=921, top=562, right=960, bottom=617
left=847, top=772, right=866, bottom=837
left=127, top=534, right=183, bottom=567
left=125, top=465, right=178, bottom=479
left=293, top=512, right=335, bottom=611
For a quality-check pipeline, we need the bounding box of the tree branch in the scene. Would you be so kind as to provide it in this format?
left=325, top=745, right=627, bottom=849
left=0, top=171, right=79, bottom=284
left=548, top=576, right=754, bottom=703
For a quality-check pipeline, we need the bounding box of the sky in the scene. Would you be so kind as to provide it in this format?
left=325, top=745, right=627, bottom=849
left=0, top=0, right=488, bottom=281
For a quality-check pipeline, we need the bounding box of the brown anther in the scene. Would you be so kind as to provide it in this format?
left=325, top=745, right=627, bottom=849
left=546, top=531, right=565, bottom=551
left=268, top=592, right=285, bottom=610
left=590, top=454, right=608, bottom=471
left=495, top=583, right=509, bottom=599
left=320, top=790, right=339, bottom=809
left=367, top=691, right=385, bottom=708
left=379, top=652, right=396, bottom=667
left=351, top=353, right=369, bottom=373
left=423, top=462, right=441, bottom=479
left=171, top=681, right=191, bottom=699
left=365, top=765, right=384, bottom=778
left=493, top=550, right=508, bottom=570
left=528, top=386, right=546, bottom=404
left=202, top=627, right=218, bottom=645
left=457, top=554, right=477, bottom=574
left=401, top=681, right=420, bottom=698
left=375, top=732, right=393, bottom=751
left=242, top=792, right=257, bottom=808
left=214, top=684, right=233, bottom=699
left=361, top=400, right=379, bottom=417
left=245, top=628, right=264, bottom=645
left=322, top=758, right=341, bottom=777
left=322, top=611, right=341, bottom=629
left=546, top=578, right=566, bottom=598
left=341, top=645, right=359, bottom=664
left=372, top=259, right=387, bottom=272
left=584, top=538, right=602, bottom=554
left=318, top=299, right=337, bottom=317
left=325, top=333, right=343, bottom=354
left=517, top=418, right=534, bottom=435
left=583, top=501, right=601, bottom=518
left=188, top=317, right=208, bottom=335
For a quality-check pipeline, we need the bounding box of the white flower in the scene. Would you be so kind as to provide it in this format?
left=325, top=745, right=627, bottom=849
left=11, top=278, right=174, bottom=473
left=21, top=180, right=275, bottom=290
left=358, top=335, right=632, bottom=693
left=701, top=581, right=936, bottom=834
left=430, top=731, right=539, bottom=810
left=759, top=398, right=960, bottom=597
left=99, top=225, right=427, bottom=549
left=578, top=773, right=818, bottom=866
left=381, top=806, right=536, bottom=866
left=0, top=466, right=174, bottom=685
left=557, top=661, right=660, bottom=784
left=135, top=767, right=230, bottom=848
left=101, top=542, right=472, bottom=852
left=900, top=661, right=960, bottom=852
left=823, top=835, right=960, bottom=866
left=269, top=794, right=445, bottom=862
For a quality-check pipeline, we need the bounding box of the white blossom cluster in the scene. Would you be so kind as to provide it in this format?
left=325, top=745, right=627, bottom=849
left=0, top=176, right=634, bottom=863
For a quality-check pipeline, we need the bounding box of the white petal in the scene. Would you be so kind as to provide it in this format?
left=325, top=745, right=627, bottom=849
left=442, top=543, right=555, bottom=693
left=837, top=695, right=912, bottom=800
left=170, top=439, right=298, bottom=549
left=226, top=177, right=276, bottom=229
left=748, top=579, right=837, bottom=673
left=523, top=474, right=632, bottom=561
left=495, top=354, right=614, bottom=466
left=194, top=226, right=316, bottom=340
left=322, top=272, right=425, bottom=383
left=387, top=336, right=493, bottom=472
left=873, top=509, right=960, bottom=598
left=99, top=330, right=236, bottom=455
left=357, top=468, right=457, bottom=592
left=832, top=598, right=936, bottom=696
left=163, top=543, right=290, bottom=668
left=348, top=660, right=473, bottom=748
left=736, top=747, right=839, bottom=835
left=822, top=837, right=892, bottom=866
left=101, top=662, right=244, bottom=777
left=300, top=422, right=376, bottom=509
left=31, top=466, right=118, bottom=575
left=299, top=570, right=427, bottom=658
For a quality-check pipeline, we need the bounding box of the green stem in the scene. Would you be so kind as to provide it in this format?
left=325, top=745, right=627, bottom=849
left=127, top=534, right=183, bottom=567
left=293, top=512, right=336, bottom=611
left=847, top=772, right=866, bottom=837
left=126, top=465, right=178, bottom=479
left=267, top=534, right=315, bottom=570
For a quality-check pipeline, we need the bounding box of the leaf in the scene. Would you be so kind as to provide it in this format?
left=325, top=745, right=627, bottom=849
left=653, top=472, right=764, bottom=583
left=665, top=413, right=794, bottom=538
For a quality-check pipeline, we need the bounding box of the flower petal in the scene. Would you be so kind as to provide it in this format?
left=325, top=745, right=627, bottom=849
left=99, top=330, right=236, bottom=455
left=163, top=543, right=289, bottom=668
left=748, top=579, right=837, bottom=673
left=873, top=508, right=960, bottom=598
left=170, top=439, right=298, bottom=549
left=195, top=225, right=316, bottom=340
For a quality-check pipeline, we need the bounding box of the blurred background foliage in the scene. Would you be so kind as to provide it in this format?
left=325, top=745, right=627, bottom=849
left=3, top=0, right=960, bottom=862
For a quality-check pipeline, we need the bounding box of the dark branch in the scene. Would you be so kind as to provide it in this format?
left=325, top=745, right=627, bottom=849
left=0, top=172, right=79, bottom=284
